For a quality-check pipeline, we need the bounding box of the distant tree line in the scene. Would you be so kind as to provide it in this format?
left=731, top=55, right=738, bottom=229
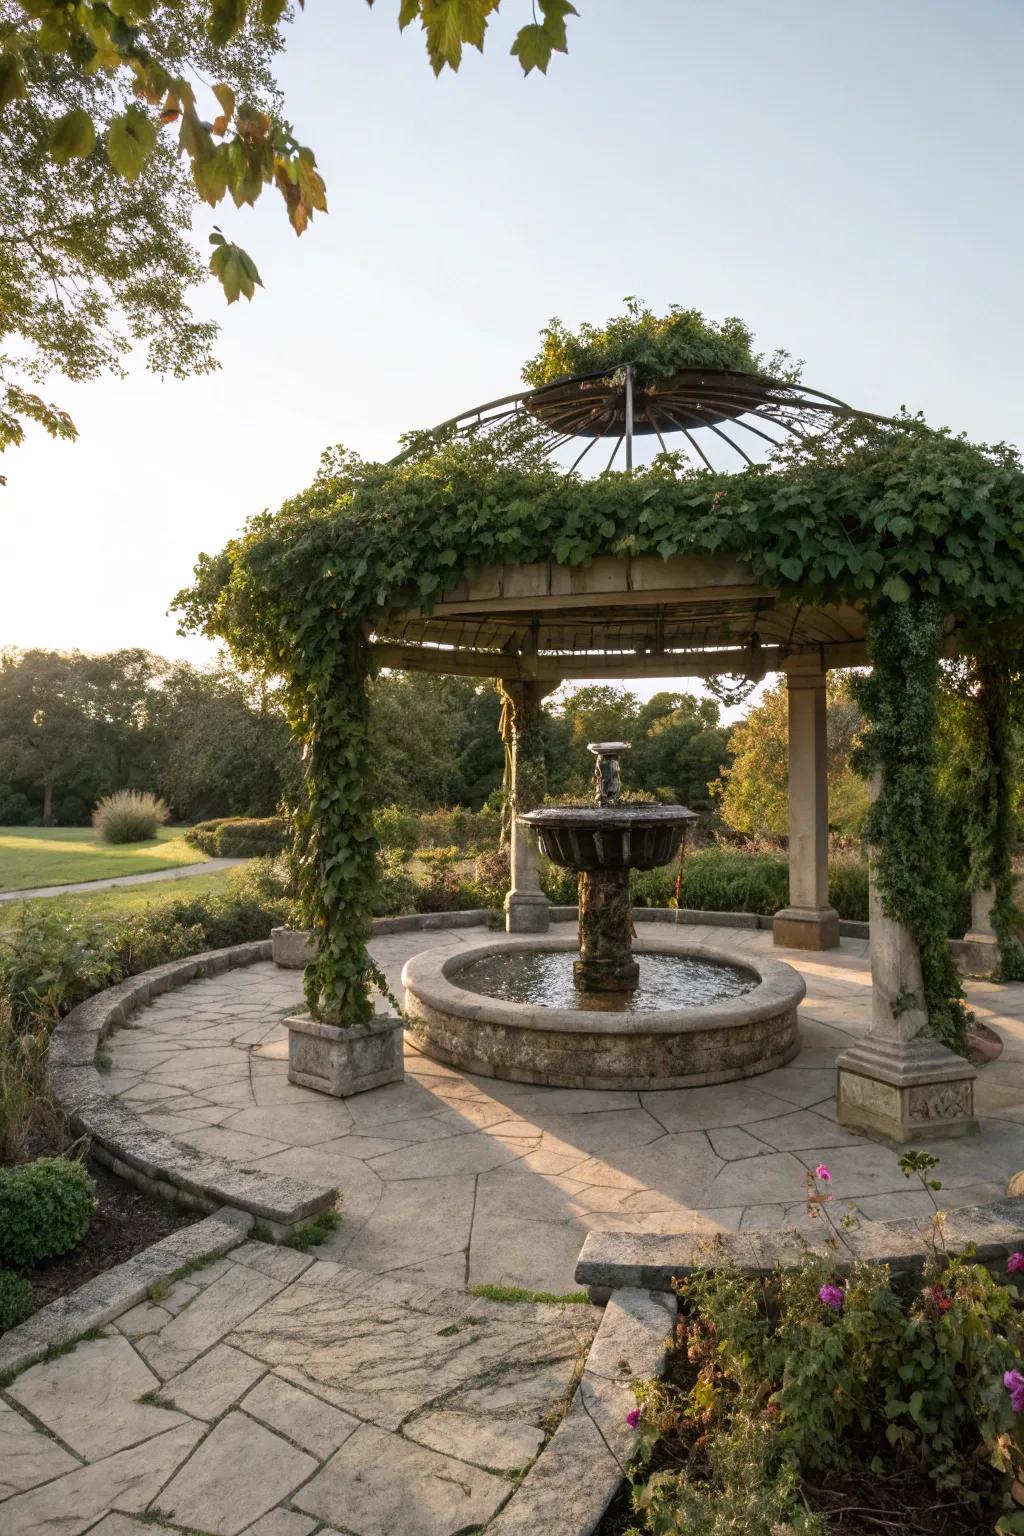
left=0, top=649, right=298, bottom=826
left=0, top=651, right=735, bottom=828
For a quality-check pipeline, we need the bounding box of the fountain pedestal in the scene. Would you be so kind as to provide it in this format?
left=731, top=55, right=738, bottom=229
left=575, top=868, right=639, bottom=991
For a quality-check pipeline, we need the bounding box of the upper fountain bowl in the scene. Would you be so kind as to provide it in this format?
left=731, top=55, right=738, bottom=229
left=520, top=803, right=698, bottom=871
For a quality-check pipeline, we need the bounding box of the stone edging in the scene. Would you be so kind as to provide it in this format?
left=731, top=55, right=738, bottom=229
left=271, top=908, right=870, bottom=969
left=488, top=1287, right=676, bottom=1536
left=0, top=1207, right=252, bottom=1382
left=575, top=1195, right=1024, bottom=1292
left=47, top=941, right=338, bottom=1236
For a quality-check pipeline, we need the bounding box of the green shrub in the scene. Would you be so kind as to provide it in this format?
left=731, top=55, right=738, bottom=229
left=540, top=860, right=579, bottom=905
left=372, top=804, right=419, bottom=855
left=185, top=816, right=289, bottom=857
left=414, top=855, right=472, bottom=914
left=471, top=845, right=510, bottom=909
left=676, top=846, right=790, bottom=914
left=827, top=853, right=869, bottom=923
left=92, top=790, right=170, bottom=844
left=0, top=1156, right=95, bottom=1269
left=0, top=1268, right=32, bottom=1332
left=416, top=807, right=501, bottom=852
left=0, top=906, right=120, bottom=1029
left=372, top=850, right=419, bottom=917
left=228, top=853, right=300, bottom=913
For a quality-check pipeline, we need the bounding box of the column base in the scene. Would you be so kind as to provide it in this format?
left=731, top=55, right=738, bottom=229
left=773, top=906, right=840, bottom=951
left=836, top=1037, right=977, bottom=1143
left=504, top=890, right=551, bottom=934
left=950, top=930, right=999, bottom=978
left=286, top=1013, right=405, bottom=1098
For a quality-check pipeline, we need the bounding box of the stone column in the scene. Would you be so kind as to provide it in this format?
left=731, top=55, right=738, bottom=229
left=773, top=659, right=840, bottom=950
left=954, top=886, right=1000, bottom=975
left=500, top=678, right=552, bottom=934
left=836, top=784, right=976, bottom=1141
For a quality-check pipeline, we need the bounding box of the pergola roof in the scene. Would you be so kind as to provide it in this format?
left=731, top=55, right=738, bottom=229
left=370, top=552, right=899, bottom=683
left=373, top=364, right=948, bottom=683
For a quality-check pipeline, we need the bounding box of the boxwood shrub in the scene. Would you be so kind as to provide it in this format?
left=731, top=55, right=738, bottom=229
left=0, top=1156, right=96, bottom=1270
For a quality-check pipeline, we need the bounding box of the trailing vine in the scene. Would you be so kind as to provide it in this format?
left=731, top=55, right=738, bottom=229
left=854, top=597, right=971, bottom=1054
left=175, top=410, right=1024, bottom=1034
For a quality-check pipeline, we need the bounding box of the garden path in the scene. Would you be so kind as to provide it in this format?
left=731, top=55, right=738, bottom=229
left=104, top=925, right=1024, bottom=1293
left=0, top=858, right=247, bottom=902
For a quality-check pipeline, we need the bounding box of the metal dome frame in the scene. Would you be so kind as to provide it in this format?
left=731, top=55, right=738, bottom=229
left=393, top=362, right=891, bottom=476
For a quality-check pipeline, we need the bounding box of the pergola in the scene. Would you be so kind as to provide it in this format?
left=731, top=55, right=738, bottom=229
left=367, top=364, right=987, bottom=1143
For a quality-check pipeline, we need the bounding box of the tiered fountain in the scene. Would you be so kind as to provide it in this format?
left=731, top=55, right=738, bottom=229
left=402, top=742, right=805, bottom=1089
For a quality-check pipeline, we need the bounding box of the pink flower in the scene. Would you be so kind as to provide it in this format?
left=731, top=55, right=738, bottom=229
left=1008, top=1252, right=1024, bottom=1275
left=819, top=1283, right=844, bottom=1310
left=625, top=1408, right=641, bottom=1429
left=814, top=1164, right=831, bottom=1183
left=1004, top=1369, right=1024, bottom=1414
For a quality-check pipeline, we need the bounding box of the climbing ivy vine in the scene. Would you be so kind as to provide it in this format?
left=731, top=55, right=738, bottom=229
left=853, top=598, right=971, bottom=1053
left=175, top=414, right=1024, bottom=1033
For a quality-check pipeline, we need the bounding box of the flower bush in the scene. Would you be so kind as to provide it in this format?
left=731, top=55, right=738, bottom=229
left=92, top=789, right=169, bottom=844
left=618, top=1156, right=1024, bottom=1536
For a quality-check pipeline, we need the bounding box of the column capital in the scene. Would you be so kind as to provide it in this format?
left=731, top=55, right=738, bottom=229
left=783, top=653, right=828, bottom=688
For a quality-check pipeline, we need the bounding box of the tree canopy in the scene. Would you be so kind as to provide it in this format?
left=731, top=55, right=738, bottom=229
left=713, top=675, right=868, bottom=840
left=0, top=0, right=577, bottom=467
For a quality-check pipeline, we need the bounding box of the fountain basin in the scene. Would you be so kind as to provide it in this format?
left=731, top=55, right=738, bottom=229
left=401, top=934, right=805, bottom=1089
left=521, top=804, right=697, bottom=871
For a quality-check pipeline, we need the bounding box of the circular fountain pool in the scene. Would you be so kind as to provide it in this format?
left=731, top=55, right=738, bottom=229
left=401, top=933, right=805, bottom=1090
left=456, top=949, right=758, bottom=1012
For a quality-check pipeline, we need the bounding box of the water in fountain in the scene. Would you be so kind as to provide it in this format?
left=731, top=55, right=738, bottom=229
left=456, top=949, right=757, bottom=1012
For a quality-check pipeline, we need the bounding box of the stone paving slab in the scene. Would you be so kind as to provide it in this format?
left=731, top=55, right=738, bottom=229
left=93, top=924, right=1024, bottom=1294
left=0, top=1244, right=598, bottom=1536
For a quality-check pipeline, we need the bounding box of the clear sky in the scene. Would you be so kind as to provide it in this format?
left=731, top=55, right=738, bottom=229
left=3, top=0, right=1023, bottom=684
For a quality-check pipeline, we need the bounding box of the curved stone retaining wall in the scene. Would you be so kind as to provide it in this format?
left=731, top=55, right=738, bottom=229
left=47, top=940, right=337, bottom=1237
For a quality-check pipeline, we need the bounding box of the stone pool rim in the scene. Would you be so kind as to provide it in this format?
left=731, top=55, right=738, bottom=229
left=402, top=933, right=804, bottom=1036
left=402, top=933, right=805, bottom=1089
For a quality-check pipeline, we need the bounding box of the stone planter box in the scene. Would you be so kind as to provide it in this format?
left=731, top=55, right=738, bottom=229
left=271, top=926, right=315, bottom=968
left=286, top=1013, right=405, bottom=1097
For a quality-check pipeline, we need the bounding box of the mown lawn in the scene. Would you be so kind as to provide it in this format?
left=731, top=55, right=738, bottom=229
left=0, top=826, right=208, bottom=892
left=0, top=867, right=237, bottom=923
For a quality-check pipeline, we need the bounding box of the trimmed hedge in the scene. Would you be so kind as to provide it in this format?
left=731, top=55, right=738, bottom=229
left=185, top=816, right=289, bottom=857
left=0, top=1156, right=95, bottom=1270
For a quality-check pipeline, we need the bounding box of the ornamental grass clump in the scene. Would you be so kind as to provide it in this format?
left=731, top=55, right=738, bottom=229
left=92, top=789, right=169, bottom=844
left=618, top=1155, right=1024, bottom=1536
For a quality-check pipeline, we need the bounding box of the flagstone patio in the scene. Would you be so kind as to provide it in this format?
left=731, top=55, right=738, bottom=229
left=0, top=1242, right=599, bottom=1536
left=99, top=923, right=1024, bottom=1295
